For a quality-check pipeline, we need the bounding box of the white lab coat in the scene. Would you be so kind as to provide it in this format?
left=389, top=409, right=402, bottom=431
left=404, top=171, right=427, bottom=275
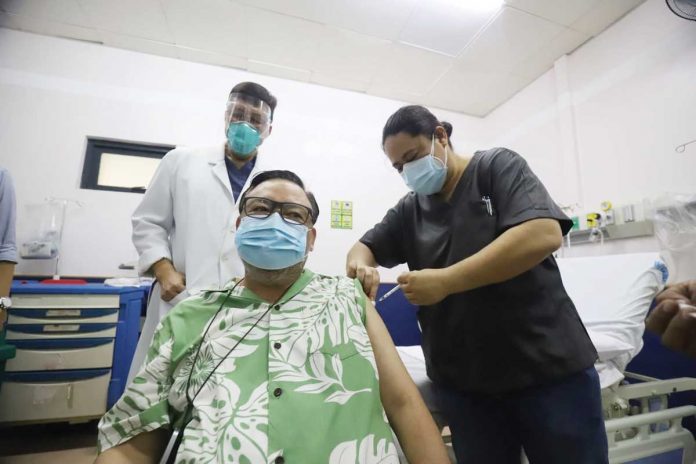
left=127, top=144, right=263, bottom=382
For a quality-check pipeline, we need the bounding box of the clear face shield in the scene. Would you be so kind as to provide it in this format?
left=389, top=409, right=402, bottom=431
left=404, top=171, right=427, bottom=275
left=225, top=93, right=272, bottom=138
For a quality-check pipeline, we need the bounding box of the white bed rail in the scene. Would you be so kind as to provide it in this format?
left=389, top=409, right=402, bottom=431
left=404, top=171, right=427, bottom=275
left=606, top=406, right=696, bottom=464
left=617, top=378, right=696, bottom=401
left=605, top=405, right=696, bottom=435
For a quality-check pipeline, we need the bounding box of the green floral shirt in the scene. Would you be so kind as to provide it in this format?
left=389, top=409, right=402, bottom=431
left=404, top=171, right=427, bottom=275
left=98, top=270, right=399, bottom=463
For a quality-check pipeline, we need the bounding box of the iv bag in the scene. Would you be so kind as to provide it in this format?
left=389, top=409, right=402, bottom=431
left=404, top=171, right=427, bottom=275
left=650, top=193, right=696, bottom=283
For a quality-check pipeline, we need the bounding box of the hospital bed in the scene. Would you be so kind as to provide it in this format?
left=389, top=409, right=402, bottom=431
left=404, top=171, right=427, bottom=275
left=393, top=252, right=696, bottom=463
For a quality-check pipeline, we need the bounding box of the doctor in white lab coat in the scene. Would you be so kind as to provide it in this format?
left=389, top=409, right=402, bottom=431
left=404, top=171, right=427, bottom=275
left=128, top=82, right=277, bottom=381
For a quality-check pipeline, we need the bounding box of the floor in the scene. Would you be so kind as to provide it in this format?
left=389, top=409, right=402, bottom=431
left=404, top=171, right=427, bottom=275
left=0, top=421, right=98, bottom=464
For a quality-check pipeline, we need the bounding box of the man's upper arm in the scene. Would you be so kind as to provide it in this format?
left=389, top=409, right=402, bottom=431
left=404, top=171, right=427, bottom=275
left=363, top=298, right=420, bottom=408
left=95, top=429, right=169, bottom=464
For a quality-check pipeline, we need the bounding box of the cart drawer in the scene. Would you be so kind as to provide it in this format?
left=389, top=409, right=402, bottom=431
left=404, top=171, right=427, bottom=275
left=6, top=339, right=115, bottom=371
left=0, top=369, right=111, bottom=423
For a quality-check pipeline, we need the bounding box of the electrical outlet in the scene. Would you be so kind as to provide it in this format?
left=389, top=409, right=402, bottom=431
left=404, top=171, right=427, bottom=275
left=604, top=210, right=615, bottom=225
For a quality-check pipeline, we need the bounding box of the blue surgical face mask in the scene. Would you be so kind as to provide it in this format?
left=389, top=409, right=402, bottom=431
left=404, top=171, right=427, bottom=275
left=235, top=213, right=308, bottom=270
left=400, top=135, right=448, bottom=195
left=227, top=122, right=261, bottom=158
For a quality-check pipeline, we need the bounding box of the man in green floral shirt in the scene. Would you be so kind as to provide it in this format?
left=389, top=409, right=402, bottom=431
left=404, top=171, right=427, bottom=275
left=96, top=170, right=449, bottom=464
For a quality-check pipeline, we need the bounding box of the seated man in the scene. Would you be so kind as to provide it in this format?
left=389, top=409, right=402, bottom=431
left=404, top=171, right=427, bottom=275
left=647, top=279, right=696, bottom=358
left=96, top=170, right=449, bottom=464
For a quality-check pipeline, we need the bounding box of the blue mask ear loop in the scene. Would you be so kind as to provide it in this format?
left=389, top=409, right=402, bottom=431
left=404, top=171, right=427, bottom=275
left=431, top=133, right=448, bottom=169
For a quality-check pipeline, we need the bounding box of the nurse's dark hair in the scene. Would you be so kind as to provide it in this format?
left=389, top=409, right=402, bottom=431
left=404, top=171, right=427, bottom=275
left=229, top=82, right=278, bottom=120
left=382, top=105, right=453, bottom=147
left=239, top=170, right=320, bottom=223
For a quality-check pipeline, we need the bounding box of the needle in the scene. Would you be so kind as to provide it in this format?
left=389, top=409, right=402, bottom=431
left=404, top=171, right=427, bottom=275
left=377, top=285, right=401, bottom=302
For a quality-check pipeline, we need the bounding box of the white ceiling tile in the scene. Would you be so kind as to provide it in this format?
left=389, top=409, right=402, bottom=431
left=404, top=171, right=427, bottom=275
left=398, top=2, right=500, bottom=57
left=511, top=27, right=590, bottom=79
left=371, top=42, right=453, bottom=95
left=365, top=84, right=425, bottom=105
left=504, top=0, right=599, bottom=26
left=0, top=11, right=11, bottom=26
left=247, top=60, right=312, bottom=82
left=0, top=11, right=19, bottom=29
left=453, top=6, right=565, bottom=74
left=425, top=68, right=531, bottom=116
left=77, top=0, right=172, bottom=42
left=176, top=46, right=247, bottom=70
left=310, top=73, right=370, bottom=93
left=1, top=0, right=93, bottom=27
left=571, top=0, right=645, bottom=36
left=245, top=6, right=323, bottom=70
left=0, top=11, right=102, bottom=43
left=1, top=0, right=641, bottom=117
left=313, top=0, right=417, bottom=41
left=162, top=0, right=247, bottom=56
left=312, top=27, right=391, bottom=82
left=234, top=0, right=322, bottom=22
left=101, top=30, right=179, bottom=59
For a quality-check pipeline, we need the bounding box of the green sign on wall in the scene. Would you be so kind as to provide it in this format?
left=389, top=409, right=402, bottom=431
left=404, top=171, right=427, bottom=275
left=331, top=200, right=353, bottom=229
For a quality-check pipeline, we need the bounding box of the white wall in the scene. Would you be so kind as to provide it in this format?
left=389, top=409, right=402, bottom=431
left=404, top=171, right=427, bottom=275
left=482, top=0, right=696, bottom=258
left=0, top=28, right=484, bottom=279
left=2, top=0, right=693, bottom=276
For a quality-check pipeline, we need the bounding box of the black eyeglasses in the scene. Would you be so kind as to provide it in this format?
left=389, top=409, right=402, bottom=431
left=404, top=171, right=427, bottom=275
left=241, top=196, right=313, bottom=225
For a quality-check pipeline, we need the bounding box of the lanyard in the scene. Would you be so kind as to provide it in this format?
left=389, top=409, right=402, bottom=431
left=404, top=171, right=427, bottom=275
left=160, top=278, right=292, bottom=464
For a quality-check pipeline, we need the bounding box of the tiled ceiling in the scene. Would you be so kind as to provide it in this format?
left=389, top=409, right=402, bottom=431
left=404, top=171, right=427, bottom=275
left=0, top=0, right=646, bottom=117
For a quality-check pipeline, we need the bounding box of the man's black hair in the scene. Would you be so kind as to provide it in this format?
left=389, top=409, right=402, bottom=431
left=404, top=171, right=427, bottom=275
left=229, top=82, right=278, bottom=120
left=239, top=170, right=319, bottom=223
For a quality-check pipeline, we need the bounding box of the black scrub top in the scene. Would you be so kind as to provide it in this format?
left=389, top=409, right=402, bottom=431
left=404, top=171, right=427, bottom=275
left=361, top=147, right=597, bottom=394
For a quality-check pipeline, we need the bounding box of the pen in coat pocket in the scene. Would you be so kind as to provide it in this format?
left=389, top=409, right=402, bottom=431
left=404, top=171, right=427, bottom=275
left=482, top=196, right=493, bottom=216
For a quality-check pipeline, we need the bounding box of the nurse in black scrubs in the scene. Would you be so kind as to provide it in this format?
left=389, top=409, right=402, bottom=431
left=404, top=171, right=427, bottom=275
left=347, top=105, right=608, bottom=464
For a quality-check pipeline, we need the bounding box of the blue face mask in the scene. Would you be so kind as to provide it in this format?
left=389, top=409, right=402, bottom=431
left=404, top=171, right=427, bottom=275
left=227, top=122, right=261, bottom=158
left=400, top=136, right=448, bottom=195
left=235, top=213, right=308, bottom=270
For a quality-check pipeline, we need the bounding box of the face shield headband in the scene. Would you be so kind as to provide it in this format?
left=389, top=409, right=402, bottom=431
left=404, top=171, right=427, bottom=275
left=225, top=93, right=272, bottom=138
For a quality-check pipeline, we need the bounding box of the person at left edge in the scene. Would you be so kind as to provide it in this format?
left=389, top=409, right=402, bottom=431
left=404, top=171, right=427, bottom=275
left=128, top=82, right=277, bottom=382
left=0, top=168, right=17, bottom=332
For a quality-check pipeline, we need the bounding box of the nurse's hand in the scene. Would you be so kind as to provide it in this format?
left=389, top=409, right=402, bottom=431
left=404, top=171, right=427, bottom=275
left=347, top=261, right=381, bottom=301
left=647, top=280, right=696, bottom=358
left=397, top=269, right=450, bottom=306
left=153, top=259, right=186, bottom=302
